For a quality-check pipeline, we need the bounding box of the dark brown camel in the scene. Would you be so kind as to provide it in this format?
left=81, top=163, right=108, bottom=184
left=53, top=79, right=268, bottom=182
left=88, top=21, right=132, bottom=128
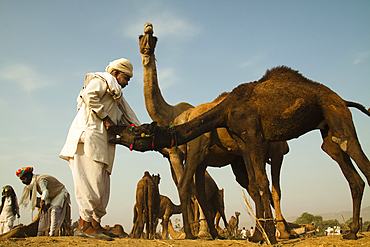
left=228, top=211, right=241, bottom=237
left=136, top=22, right=292, bottom=240
left=131, top=171, right=161, bottom=239
left=112, top=66, right=370, bottom=243
left=156, top=195, right=182, bottom=239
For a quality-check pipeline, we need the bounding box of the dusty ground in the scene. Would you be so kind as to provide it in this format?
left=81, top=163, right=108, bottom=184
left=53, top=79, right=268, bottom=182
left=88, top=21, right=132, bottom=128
left=0, top=232, right=369, bottom=247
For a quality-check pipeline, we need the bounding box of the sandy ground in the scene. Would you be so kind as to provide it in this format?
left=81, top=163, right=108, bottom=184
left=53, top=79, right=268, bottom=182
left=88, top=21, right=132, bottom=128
left=0, top=232, right=369, bottom=247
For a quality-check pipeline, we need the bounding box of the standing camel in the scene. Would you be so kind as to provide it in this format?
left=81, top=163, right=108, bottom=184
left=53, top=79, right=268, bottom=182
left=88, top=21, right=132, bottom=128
left=156, top=195, right=182, bottom=239
left=131, top=171, right=161, bottom=239
left=112, top=66, right=370, bottom=244
left=228, top=212, right=241, bottom=237
left=135, top=22, right=292, bottom=240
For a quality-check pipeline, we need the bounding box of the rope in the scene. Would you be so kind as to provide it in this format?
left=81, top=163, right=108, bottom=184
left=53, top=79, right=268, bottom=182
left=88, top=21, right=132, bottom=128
left=239, top=186, right=271, bottom=245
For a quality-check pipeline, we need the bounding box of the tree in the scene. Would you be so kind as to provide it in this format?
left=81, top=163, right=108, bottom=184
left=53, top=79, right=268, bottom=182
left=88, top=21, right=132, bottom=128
left=294, top=212, right=323, bottom=225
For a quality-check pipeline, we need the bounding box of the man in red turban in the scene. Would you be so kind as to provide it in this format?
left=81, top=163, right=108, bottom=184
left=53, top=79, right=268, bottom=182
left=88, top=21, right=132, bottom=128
left=16, top=167, right=71, bottom=237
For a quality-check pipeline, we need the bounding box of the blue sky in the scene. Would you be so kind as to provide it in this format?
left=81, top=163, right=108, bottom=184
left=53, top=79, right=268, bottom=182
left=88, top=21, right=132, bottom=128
left=1, top=0, right=369, bottom=230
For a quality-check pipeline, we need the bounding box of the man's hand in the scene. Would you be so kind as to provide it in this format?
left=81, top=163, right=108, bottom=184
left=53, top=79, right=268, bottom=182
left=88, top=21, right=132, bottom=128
left=103, top=116, right=116, bottom=132
left=40, top=200, right=50, bottom=212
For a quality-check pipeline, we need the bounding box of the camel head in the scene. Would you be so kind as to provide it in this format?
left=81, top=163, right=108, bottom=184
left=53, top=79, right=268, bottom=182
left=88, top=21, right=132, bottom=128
left=110, top=122, right=173, bottom=152
left=139, top=22, right=157, bottom=56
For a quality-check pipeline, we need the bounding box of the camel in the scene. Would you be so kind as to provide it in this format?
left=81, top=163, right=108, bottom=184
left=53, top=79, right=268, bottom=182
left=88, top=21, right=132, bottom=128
left=156, top=194, right=182, bottom=239
left=131, top=171, right=161, bottom=239
left=228, top=212, right=241, bottom=237
left=104, top=224, right=129, bottom=238
left=134, top=22, right=292, bottom=240
left=112, top=66, right=370, bottom=244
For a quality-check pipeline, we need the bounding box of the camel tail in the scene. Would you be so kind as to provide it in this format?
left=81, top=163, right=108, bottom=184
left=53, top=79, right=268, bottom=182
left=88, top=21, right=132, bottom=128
left=345, top=100, right=370, bottom=117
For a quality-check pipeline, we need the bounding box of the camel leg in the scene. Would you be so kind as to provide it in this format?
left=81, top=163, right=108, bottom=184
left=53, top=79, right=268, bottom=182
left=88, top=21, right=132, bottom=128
left=162, top=216, right=169, bottom=239
left=230, top=128, right=277, bottom=244
left=130, top=205, right=138, bottom=237
left=177, top=164, right=197, bottom=239
left=269, top=145, right=292, bottom=239
left=194, top=162, right=220, bottom=239
left=321, top=127, right=365, bottom=240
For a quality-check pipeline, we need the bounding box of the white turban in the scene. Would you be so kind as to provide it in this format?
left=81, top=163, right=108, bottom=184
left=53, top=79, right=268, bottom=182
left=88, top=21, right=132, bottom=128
left=105, top=58, right=133, bottom=78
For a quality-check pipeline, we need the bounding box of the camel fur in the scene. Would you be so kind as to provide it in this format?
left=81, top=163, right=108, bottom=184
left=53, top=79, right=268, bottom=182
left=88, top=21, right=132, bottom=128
left=112, top=65, right=370, bottom=244
left=131, top=171, right=161, bottom=239
left=131, top=22, right=292, bottom=240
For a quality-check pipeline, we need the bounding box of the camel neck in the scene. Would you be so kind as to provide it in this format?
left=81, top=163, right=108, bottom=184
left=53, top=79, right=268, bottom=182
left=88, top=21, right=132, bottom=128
left=142, top=53, right=173, bottom=126
left=173, top=102, right=227, bottom=145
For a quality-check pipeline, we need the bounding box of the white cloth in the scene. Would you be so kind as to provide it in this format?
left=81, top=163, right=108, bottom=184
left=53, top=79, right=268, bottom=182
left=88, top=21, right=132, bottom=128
left=38, top=202, right=67, bottom=236
left=59, top=72, right=140, bottom=174
left=19, top=174, right=38, bottom=212
left=0, top=197, right=17, bottom=234
left=69, top=143, right=110, bottom=222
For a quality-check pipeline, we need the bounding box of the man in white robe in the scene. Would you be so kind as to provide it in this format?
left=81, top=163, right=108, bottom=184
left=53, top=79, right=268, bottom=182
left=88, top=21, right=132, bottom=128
left=59, top=58, right=140, bottom=240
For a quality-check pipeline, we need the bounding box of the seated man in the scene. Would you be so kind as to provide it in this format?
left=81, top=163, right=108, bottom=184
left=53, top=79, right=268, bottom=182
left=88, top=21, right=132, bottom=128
left=16, top=167, right=70, bottom=236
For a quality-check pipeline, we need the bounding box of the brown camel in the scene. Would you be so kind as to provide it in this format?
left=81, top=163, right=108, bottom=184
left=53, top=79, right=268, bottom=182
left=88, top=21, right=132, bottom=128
left=228, top=212, right=241, bottom=237
left=131, top=171, right=161, bottom=239
left=112, top=66, right=370, bottom=244
left=155, top=195, right=182, bottom=239
left=134, top=22, right=292, bottom=240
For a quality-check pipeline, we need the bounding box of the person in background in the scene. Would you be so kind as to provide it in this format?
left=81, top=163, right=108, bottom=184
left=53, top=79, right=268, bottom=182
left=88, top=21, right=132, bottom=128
left=0, top=185, right=20, bottom=234
left=16, top=167, right=70, bottom=236
left=59, top=58, right=140, bottom=240
left=240, top=226, right=248, bottom=239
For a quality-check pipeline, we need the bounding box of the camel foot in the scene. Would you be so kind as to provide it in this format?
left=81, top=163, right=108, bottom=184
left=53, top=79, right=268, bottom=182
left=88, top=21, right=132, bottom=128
left=343, top=232, right=357, bottom=240
left=185, top=233, right=198, bottom=239
left=276, top=221, right=293, bottom=239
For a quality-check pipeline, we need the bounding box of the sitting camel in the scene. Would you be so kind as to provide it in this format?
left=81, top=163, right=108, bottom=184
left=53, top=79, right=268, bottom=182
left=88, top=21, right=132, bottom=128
left=112, top=66, right=370, bottom=244
left=131, top=171, right=161, bottom=239
left=167, top=219, right=186, bottom=239
left=134, top=22, right=292, bottom=240
left=104, top=224, right=129, bottom=238
left=228, top=212, right=241, bottom=237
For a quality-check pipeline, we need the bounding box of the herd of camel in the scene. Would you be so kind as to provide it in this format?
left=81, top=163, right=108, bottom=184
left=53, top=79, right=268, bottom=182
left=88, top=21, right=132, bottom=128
left=130, top=171, right=242, bottom=240
left=110, top=23, right=370, bottom=244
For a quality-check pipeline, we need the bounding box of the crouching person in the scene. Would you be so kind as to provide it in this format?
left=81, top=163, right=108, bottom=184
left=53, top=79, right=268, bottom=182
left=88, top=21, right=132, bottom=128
left=16, top=167, right=70, bottom=236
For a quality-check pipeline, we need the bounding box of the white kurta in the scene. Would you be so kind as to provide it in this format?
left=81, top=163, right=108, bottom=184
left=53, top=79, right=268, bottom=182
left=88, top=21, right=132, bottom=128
left=59, top=72, right=140, bottom=174
left=0, top=197, right=18, bottom=234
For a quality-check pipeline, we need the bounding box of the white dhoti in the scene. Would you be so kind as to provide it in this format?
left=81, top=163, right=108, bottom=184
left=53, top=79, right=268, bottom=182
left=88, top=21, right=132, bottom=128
left=68, top=143, right=110, bottom=223
left=38, top=200, right=68, bottom=236
left=0, top=216, right=15, bottom=234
